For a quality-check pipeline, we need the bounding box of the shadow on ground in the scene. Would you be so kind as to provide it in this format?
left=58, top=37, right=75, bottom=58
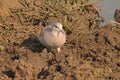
left=20, top=34, right=45, bottom=52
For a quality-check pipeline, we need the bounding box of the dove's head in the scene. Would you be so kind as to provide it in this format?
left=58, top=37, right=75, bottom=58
left=53, top=22, right=63, bottom=31
left=49, top=22, right=64, bottom=32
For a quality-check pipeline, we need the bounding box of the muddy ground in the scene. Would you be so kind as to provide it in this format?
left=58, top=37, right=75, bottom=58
left=0, top=0, right=120, bottom=80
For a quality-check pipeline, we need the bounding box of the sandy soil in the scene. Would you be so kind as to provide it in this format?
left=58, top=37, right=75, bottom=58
left=0, top=0, right=120, bottom=80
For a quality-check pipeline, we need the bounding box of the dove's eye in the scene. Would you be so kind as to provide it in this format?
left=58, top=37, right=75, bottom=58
left=54, top=25, right=58, bottom=28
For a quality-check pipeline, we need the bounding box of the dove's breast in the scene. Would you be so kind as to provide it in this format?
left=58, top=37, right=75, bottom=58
left=40, top=28, right=66, bottom=49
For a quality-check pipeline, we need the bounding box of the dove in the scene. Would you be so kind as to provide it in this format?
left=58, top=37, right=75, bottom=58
left=39, top=22, right=66, bottom=54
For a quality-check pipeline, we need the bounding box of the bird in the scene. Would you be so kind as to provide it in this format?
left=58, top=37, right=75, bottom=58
left=39, top=21, right=66, bottom=55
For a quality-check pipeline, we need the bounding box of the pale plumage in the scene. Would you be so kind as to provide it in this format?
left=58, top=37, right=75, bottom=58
left=39, top=22, right=66, bottom=54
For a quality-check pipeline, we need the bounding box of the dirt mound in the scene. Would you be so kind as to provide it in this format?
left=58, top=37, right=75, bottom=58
left=1, top=24, right=120, bottom=80
left=0, top=0, right=120, bottom=80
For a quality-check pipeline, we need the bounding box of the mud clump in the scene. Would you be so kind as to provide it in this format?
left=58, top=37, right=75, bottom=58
left=114, top=8, right=120, bottom=23
left=0, top=0, right=120, bottom=80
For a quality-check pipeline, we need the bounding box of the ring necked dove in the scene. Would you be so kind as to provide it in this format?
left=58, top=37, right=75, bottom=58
left=40, top=22, right=66, bottom=54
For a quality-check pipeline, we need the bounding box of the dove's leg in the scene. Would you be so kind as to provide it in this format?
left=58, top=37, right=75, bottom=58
left=47, top=48, right=52, bottom=54
left=57, top=47, right=61, bottom=54
left=55, top=47, right=61, bottom=62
